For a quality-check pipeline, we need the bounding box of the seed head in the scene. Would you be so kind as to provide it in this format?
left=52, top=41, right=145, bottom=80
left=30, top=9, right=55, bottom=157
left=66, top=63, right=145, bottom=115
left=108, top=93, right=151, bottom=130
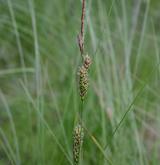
left=73, top=124, right=84, bottom=165
left=78, top=66, right=89, bottom=100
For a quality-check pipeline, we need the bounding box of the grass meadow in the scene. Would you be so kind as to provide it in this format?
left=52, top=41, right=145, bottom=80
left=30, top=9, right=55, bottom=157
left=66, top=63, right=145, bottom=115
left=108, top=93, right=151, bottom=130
left=0, top=0, right=160, bottom=164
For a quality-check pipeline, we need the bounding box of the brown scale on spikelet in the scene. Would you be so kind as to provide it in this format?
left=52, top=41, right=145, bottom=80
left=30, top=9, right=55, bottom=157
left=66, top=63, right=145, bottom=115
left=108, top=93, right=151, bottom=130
left=78, top=54, right=92, bottom=100
left=73, top=124, right=84, bottom=165
left=83, top=54, right=92, bottom=70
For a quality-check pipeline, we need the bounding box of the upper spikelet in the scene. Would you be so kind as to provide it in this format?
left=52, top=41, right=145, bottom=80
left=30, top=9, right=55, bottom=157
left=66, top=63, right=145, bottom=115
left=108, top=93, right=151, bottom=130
left=78, top=54, right=92, bottom=100
left=73, top=124, right=84, bottom=165
left=78, top=65, right=88, bottom=100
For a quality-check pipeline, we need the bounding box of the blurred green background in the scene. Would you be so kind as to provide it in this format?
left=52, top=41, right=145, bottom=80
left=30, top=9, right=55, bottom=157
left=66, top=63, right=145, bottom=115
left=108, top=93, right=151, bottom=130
left=0, top=0, right=160, bottom=164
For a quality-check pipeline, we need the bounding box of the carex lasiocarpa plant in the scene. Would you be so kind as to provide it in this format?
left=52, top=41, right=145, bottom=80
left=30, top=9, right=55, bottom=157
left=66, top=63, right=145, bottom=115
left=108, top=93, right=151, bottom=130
left=72, top=0, right=92, bottom=164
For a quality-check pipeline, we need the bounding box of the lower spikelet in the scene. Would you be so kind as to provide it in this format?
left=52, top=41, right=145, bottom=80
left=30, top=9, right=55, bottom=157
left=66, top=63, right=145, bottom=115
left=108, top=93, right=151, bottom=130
left=73, top=124, right=84, bottom=165
left=78, top=66, right=89, bottom=100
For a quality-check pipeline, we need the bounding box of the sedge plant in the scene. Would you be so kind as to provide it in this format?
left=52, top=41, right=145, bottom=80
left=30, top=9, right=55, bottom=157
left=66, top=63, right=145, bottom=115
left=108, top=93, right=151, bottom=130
left=73, top=0, right=92, bottom=165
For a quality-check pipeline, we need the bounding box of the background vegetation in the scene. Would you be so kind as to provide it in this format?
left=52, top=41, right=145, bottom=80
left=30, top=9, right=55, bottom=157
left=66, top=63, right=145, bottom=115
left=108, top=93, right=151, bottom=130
left=0, top=0, right=160, bottom=164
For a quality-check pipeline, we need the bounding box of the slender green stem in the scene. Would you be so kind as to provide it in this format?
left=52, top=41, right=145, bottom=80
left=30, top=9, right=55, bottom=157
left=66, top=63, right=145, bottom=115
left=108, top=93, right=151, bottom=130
left=80, top=100, right=84, bottom=122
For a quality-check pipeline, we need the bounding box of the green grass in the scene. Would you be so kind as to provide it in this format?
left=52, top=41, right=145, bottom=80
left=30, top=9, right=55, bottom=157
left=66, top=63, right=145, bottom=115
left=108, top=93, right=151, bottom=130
left=0, top=0, right=160, bottom=164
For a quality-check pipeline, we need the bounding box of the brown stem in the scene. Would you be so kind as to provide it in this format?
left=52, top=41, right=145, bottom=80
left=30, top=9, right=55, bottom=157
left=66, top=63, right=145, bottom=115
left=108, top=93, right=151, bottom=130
left=78, top=0, right=86, bottom=55
left=81, top=0, right=85, bottom=42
